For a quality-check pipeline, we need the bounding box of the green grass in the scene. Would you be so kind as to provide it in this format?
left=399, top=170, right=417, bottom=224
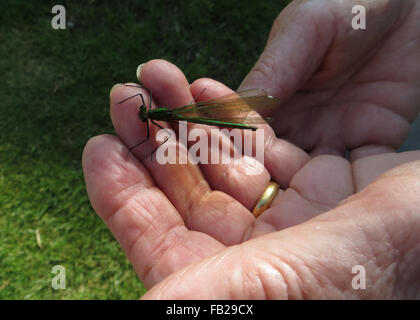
left=0, top=0, right=290, bottom=299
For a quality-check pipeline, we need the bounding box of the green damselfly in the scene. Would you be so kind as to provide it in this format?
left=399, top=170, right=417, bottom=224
left=118, top=84, right=280, bottom=154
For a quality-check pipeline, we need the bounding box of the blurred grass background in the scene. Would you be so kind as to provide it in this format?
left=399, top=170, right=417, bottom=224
left=0, top=0, right=292, bottom=299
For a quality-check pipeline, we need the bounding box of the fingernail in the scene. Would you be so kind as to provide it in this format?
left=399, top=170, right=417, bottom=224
left=136, top=63, right=145, bottom=80
left=110, top=83, right=121, bottom=97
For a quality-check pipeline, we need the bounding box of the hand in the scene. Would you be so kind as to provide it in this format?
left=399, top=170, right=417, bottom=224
left=82, top=0, right=420, bottom=300
left=240, top=0, right=420, bottom=160
left=83, top=59, right=420, bottom=298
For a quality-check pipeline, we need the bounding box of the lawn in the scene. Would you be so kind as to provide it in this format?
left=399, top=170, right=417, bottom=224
left=0, top=0, right=291, bottom=299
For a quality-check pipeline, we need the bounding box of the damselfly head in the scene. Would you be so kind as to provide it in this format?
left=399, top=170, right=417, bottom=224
left=139, top=105, right=148, bottom=122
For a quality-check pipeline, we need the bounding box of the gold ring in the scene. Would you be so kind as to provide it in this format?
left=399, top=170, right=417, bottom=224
left=252, top=181, right=280, bottom=218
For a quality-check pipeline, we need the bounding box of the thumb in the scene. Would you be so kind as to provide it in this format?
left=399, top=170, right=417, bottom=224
left=238, top=1, right=335, bottom=100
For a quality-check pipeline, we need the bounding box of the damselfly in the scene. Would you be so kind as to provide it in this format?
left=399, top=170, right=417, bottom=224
left=118, top=84, right=280, bottom=154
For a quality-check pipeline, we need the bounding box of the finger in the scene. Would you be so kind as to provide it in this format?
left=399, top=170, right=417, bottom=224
left=252, top=155, right=353, bottom=237
left=186, top=78, right=270, bottom=209
left=253, top=151, right=420, bottom=237
left=348, top=145, right=396, bottom=162
left=114, top=60, right=254, bottom=245
left=139, top=65, right=270, bottom=210
left=143, top=160, right=420, bottom=299
left=109, top=81, right=175, bottom=161
left=238, top=2, right=335, bottom=99
left=82, top=134, right=225, bottom=288
left=190, top=78, right=310, bottom=192
left=351, top=150, right=420, bottom=191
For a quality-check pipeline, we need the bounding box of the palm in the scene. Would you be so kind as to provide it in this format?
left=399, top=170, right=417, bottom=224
left=241, top=0, right=420, bottom=157
left=83, top=123, right=420, bottom=298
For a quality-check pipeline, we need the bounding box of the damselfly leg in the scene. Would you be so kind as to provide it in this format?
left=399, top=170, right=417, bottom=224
left=117, top=84, right=172, bottom=158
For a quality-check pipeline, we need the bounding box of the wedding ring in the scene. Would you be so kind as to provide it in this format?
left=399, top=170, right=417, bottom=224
left=252, top=181, right=280, bottom=218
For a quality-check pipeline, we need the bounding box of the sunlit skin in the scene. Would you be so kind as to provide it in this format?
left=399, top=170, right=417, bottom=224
left=117, top=85, right=276, bottom=154
left=83, top=0, right=420, bottom=299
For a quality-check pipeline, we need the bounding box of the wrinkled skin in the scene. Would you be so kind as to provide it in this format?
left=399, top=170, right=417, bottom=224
left=82, top=0, right=420, bottom=299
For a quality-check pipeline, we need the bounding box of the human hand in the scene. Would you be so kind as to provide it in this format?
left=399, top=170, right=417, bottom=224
left=83, top=58, right=420, bottom=299
left=240, top=0, right=420, bottom=160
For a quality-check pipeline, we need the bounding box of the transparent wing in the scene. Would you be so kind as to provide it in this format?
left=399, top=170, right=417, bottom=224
left=173, top=89, right=279, bottom=122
